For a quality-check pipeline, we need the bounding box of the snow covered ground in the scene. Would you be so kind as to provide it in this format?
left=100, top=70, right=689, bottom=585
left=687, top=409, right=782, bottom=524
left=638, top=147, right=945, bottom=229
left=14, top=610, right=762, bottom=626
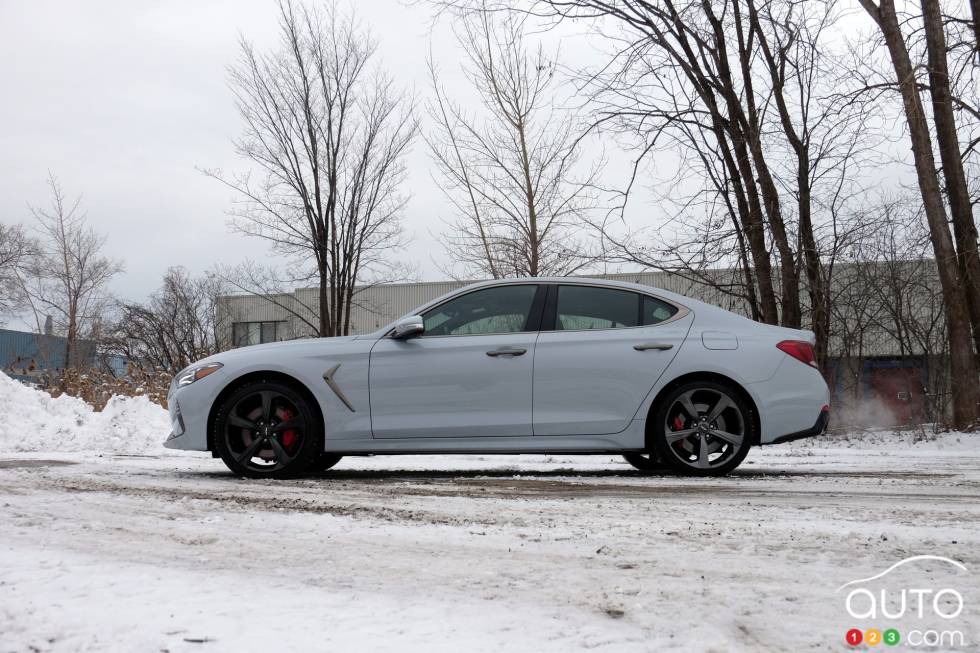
left=1, top=374, right=978, bottom=652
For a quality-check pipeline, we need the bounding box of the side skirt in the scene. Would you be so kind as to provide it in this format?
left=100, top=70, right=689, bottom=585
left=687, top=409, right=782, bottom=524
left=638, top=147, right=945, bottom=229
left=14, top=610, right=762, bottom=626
left=325, top=419, right=646, bottom=454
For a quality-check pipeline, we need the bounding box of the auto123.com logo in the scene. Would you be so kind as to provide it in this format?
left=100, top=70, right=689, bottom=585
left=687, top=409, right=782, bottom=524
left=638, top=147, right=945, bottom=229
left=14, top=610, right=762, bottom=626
left=837, top=555, right=969, bottom=649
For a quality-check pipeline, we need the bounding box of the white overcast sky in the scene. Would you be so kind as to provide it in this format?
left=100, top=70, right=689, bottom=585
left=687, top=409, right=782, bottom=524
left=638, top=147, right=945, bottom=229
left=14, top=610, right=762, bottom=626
left=1, top=0, right=450, bottom=301
left=1, top=1, right=891, bottom=311
left=0, top=0, right=650, bottom=305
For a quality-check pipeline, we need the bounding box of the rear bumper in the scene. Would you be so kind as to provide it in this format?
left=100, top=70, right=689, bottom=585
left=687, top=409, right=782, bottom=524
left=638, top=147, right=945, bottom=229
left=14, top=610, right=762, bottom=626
left=746, top=355, right=830, bottom=444
left=769, top=405, right=830, bottom=444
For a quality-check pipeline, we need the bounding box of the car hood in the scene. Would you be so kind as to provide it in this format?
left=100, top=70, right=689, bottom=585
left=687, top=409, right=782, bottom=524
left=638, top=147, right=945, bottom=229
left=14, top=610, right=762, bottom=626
left=238, top=335, right=360, bottom=354
left=186, top=335, right=363, bottom=370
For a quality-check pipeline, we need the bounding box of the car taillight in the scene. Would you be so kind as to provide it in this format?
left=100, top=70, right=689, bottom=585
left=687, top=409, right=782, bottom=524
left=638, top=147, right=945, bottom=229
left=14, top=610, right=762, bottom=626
left=777, top=340, right=818, bottom=368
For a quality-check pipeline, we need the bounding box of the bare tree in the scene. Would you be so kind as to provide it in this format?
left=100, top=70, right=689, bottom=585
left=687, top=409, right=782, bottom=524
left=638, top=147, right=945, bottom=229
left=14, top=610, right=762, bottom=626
left=0, top=222, right=36, bottom=318
left=109, top=267, right=223, bottom=373
left=455, top=0, right=866, bottom=374
left=203, top=0, right=417, bottom=337
left=20, top=174, right=121, bottom=376
left=426, top=9, right=604, bottom=278
left=745, top=0, right=864, bottom=372
left=857, top=0, right=980, bottom=428
left=920, top=0, right=980, bottom=358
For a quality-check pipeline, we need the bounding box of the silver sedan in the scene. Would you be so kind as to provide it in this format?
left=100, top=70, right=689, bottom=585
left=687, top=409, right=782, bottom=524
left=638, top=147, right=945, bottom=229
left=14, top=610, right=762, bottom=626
left=165, top=278, right=829, bottom=477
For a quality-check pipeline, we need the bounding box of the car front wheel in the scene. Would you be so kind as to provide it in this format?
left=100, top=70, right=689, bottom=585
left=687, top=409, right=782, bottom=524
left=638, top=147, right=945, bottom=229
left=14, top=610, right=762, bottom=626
left=213, top=380, right=323, bottom=479
left=650, top=381, right=754, bottom=476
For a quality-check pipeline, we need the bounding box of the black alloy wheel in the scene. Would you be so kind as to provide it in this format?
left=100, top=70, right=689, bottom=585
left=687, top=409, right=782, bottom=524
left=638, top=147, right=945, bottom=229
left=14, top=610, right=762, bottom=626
left=214, top=381, right=322, bottom=479
left=650, top=381, right=754, bottom=476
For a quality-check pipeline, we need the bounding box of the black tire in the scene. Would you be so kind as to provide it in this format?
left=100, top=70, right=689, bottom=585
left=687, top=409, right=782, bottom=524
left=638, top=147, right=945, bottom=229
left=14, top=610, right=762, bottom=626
left=650, top=380, right=754, bottom=476
left=308, top=453, right=343, bottom=473
left=622, top=452, right=665, bottom=472
left=213, top=380, right=323, bottom=479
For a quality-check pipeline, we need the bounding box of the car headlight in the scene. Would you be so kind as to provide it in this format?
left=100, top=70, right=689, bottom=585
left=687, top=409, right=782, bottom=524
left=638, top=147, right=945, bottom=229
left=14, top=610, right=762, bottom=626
left=175, top=362, right=223, bottom=389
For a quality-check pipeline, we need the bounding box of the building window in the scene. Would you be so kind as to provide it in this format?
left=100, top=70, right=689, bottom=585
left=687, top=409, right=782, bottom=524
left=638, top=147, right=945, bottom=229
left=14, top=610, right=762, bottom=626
left=232, top=321, right=285, bottom=347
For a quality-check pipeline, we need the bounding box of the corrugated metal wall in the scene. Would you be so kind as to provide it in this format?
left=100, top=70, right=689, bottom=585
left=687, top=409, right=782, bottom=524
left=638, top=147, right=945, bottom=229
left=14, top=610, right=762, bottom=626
left=348, top=280, right=468, bottom=332
left=0, top=329, right=96, bottom=374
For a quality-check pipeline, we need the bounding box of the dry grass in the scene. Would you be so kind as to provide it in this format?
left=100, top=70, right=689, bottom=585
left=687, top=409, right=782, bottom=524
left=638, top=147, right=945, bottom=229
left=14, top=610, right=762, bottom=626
left=28, top=366, right=172, bottom=411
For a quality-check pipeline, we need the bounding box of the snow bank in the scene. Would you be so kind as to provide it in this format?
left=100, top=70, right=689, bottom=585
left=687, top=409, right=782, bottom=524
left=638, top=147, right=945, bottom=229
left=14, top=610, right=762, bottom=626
left=0, top=372, right=170, bottom=455
left=787, top=427, right=975, bottom=451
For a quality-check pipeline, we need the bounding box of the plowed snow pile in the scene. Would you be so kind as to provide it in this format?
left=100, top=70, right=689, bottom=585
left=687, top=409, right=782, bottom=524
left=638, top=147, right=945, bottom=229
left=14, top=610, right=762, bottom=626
left=0, top=372, right=169, bottom=454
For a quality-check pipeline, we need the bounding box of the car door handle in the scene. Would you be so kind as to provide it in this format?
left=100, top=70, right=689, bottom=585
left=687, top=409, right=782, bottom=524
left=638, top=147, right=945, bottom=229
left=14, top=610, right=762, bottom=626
left=486, top=347, right=527, bottom=357
left=634, top=342, right=674, bottom=351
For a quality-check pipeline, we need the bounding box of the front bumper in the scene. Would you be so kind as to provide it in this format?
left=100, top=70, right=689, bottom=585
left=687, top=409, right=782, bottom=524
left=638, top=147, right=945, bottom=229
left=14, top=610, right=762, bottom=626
left=161, top=376, right=223, bottom=451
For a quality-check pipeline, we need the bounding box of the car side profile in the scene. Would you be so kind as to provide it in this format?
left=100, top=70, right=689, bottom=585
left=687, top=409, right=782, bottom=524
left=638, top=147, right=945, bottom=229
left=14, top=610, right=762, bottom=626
left=164, top=278, right=830, bottom=477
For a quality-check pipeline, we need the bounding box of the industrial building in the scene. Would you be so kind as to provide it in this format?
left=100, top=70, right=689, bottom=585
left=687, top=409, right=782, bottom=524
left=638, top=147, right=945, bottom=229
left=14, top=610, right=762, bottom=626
left=0, top=327, right=98, bottom=381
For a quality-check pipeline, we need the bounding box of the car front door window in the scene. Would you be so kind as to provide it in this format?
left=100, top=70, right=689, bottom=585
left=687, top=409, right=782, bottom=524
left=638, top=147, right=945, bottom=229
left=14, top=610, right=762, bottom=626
left=422, top=285, right=538, bottom=336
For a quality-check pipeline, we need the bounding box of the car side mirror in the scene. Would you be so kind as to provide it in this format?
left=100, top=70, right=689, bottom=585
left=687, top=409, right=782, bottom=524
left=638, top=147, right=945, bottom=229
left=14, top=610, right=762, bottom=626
left=392, top=315, right=424, bottom=340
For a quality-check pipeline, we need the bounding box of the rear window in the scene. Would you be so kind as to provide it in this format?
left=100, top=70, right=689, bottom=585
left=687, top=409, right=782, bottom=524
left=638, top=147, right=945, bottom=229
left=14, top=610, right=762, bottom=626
left=642, top=295, right=678, bottom=325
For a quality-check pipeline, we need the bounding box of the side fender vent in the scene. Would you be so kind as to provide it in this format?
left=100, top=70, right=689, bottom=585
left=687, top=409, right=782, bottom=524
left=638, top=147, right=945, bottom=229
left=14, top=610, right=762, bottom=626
left=323, top=364, right=356, bottom=412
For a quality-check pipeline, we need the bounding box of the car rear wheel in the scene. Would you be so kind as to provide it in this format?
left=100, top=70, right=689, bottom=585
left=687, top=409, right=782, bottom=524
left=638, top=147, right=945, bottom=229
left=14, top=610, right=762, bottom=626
left=650, top=381, right=754, bottom=476
left=622, top=452, right=665, bottom=472
left=214, top=380, right=322, bottom=479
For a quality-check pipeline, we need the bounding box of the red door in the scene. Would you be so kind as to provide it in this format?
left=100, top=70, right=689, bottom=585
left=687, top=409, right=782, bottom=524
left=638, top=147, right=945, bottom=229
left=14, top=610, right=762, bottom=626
left=868, top=366, right=925, bottom=426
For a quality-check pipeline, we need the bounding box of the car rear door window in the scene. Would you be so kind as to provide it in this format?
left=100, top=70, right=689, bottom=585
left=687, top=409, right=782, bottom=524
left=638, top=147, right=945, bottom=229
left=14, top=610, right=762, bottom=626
left=555, top=286, right=679, bottom=330
left=556, top=286, right=641, bottom=330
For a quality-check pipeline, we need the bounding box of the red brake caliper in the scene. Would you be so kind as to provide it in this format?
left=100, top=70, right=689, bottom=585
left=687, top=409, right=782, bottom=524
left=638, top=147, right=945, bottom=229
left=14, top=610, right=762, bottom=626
left=673, top=415, right=686, bottom=431
left=278, top=407, right=298, bottom=452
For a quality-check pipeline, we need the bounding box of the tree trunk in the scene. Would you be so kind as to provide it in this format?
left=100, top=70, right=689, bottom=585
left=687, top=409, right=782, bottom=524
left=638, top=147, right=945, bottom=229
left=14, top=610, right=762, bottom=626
left=62, top=302, right=77, bottom=391
left=709, top=0, right=801, bottom=328
left=712, top=127, right=778, bottom=325
left=656, top=3, right=780, bottom=325
left=318, top=262, right=329, bottom=338
left=516, top=118, right=540, bottom=276
left=63, top=325, right=74, bottom=387
left=922, top=0, right=980, bottom=358
left=797, top=160, right=830, bottom=376
left=859, top=0, right=979, bottom=428
left=745, top=0, right=828, bottom=373
left=718, top=125, right=780, bottom=325
left=970, top=0, right=980, bottom=53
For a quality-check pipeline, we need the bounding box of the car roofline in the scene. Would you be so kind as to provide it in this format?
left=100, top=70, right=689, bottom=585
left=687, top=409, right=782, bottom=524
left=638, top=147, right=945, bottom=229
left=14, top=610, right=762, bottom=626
left=369, top=276, right=740, bottom=338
